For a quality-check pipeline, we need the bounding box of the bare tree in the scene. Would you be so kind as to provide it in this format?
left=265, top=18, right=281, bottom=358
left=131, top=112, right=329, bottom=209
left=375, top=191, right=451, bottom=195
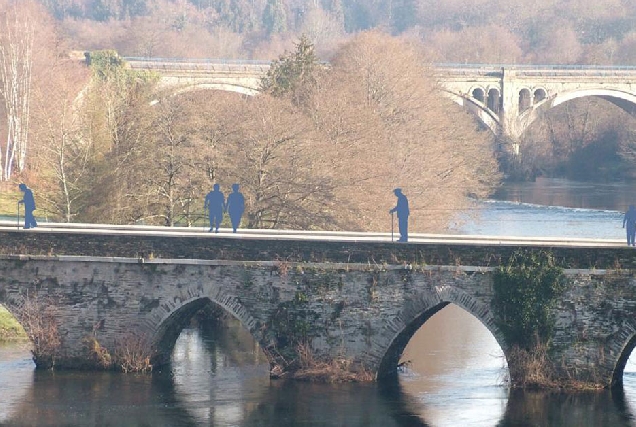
left=423, top=25, right=523, bottom=64
left=74, top=51, right=158, bottom=224
left=308, top=31, right=500, bottom=232
left=30, top=57, right=91, bottom=222
left=142, top=92, right=217, bottom=226
left=0, top=1, right=37, bottom=180
left=215, top=94, right=338, bottom=229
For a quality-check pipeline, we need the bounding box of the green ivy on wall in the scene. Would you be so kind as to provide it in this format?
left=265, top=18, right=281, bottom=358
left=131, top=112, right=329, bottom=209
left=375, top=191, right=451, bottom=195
left=492, top=250, right=567, bottom=349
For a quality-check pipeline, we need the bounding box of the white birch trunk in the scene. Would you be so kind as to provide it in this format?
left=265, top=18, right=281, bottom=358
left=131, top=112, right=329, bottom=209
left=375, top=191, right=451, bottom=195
left=0, top=6, right=34, bottom=180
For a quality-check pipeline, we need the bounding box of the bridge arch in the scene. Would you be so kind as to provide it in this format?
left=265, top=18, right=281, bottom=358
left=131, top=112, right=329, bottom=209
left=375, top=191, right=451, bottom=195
left=444, top=90, right=501, bottom=136
left=0, top=303, right=28, bottom=341
left=161, top=83, right=259, bottom=97
left=551, top=88, right=636, bottom=111
left=519, top=88, right=532, bottom=112
left=605, top=323, right=636, bottom=387
left=487, top=87, right=501, bottom=113
left=150, top=288, right=265, bottom=367
left=518, top=88, right=636, bottom=140
left=375, top=285, right=508, bottom=379
left=533, top=87, right=547, bottom=104
left=472, top=86, right=486, bottom=104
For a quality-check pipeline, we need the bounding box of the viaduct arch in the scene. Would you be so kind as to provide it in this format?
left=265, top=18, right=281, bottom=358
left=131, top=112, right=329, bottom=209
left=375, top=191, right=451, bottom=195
left=126, top=58, right=636, bottom=144
left=436, top=65, right=636, bottom=151
left=124, top=58, right=636, bottom=154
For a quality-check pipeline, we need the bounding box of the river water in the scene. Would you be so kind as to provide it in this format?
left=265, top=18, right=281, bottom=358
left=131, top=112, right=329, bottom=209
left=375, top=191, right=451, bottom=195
left=2, top=177, right=636, bottom=427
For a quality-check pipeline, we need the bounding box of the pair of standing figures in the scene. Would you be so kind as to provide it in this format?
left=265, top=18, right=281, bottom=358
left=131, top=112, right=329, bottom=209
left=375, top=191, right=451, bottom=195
left=204, top=183, right=245, bottom=233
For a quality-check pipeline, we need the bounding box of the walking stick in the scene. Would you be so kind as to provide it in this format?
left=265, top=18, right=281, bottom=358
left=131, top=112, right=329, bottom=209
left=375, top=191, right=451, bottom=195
left=391, top=211, right=394, bottom=242
left=16, top=201, right=20, bottom=230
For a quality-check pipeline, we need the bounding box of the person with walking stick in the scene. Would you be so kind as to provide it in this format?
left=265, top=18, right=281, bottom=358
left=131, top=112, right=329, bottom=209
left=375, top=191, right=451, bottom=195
left=18, top=183, right=37, bottom=229
left=389, top=188, right=409, bottom=242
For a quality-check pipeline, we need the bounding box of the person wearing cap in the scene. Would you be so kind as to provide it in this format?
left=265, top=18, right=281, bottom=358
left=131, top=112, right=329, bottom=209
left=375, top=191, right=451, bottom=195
left=18, top=183, right=37, bottom=229
left=389, top=188, right=409, bottom=242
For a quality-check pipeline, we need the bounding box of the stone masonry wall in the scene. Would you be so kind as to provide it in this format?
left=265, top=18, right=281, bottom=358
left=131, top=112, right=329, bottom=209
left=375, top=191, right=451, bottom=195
left=3, top=230, right=636, bottom=385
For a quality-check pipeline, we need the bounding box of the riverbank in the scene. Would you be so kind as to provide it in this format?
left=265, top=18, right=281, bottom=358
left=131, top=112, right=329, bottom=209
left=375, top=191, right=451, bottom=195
left=0, top=305, right=27, bottom=341
left=0, top=190, right=20, bottom=216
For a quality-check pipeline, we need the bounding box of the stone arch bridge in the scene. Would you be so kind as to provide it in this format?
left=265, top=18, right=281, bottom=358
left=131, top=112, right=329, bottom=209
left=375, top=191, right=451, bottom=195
left=126, top=57, right=636, bottom=153
left=1, top=227, right=636, bottom=387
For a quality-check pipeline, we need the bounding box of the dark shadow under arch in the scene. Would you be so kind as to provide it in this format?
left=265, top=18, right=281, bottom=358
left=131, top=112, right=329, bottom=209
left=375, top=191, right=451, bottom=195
left=612, top=333, right=636, bottom=388
left=152, top=298, right=211, bottom=366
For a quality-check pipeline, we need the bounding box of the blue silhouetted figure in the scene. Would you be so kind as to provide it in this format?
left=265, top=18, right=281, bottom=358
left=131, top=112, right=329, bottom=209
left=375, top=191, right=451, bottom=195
left=204, top=183, right=225, bottom=233
left=624, top=205, right=636, bottom=246
left=18, top=183, right=37, bottom=229
left=389, top=188, right=409, bottom=242
left=226, top=183, right=245, bottom=233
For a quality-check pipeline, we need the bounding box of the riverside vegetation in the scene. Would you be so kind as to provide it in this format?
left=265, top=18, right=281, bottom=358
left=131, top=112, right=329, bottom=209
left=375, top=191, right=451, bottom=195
left=5, top=1, right=636, bottom=184
left=0, top=30, right=501, bottom=232
left=492, top=250, right=603, bottom=390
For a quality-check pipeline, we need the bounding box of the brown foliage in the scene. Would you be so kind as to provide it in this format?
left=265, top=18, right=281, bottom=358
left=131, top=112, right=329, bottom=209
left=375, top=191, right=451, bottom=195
left=113, top=332, right=153, bottom=373
left=59, top=33, right=500, bottom=232
left=0, top=0, right=56, bottom=180
left=76, top=66, right=158, bottom=224
left=507, top=344, right=604, bottom=390
left=83, top=336, right=113, bottom=369
left=423, top=25, right=523, bottom=64
left=307, top=31, right=500, bottom=232
left=521, top=97, right=636, bottom=179
left=15, top=292, right=61, bottom=369
left=29, top=56, right=91, bottom=222
left=269, top=341, right=374, bottom=382
left=292, top=342, right=374, bottom=382
left=507, top=344, right=558, bottom=389
left=215, top=95, right=338, bottom=229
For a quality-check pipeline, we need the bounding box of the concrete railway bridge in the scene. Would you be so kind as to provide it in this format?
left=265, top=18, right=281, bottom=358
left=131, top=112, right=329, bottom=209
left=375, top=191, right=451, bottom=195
left=126, top=57, right=636, bottom=152
left=1, top=224, right=636, bottom=387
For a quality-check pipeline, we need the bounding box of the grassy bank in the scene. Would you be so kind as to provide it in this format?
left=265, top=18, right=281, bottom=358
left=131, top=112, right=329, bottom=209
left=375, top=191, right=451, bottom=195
left=0, top=190, right=20, bottom=217
left=0, top=305, right=27, bottom=341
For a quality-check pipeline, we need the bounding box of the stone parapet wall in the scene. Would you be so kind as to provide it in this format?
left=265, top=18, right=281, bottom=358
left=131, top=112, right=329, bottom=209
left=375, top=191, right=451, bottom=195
left=0, top=229, right=635, bottom=269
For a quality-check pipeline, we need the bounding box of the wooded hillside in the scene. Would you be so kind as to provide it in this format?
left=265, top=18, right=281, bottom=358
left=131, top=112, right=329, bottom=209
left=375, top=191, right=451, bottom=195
left=37, top=0, right=636, bottom=64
